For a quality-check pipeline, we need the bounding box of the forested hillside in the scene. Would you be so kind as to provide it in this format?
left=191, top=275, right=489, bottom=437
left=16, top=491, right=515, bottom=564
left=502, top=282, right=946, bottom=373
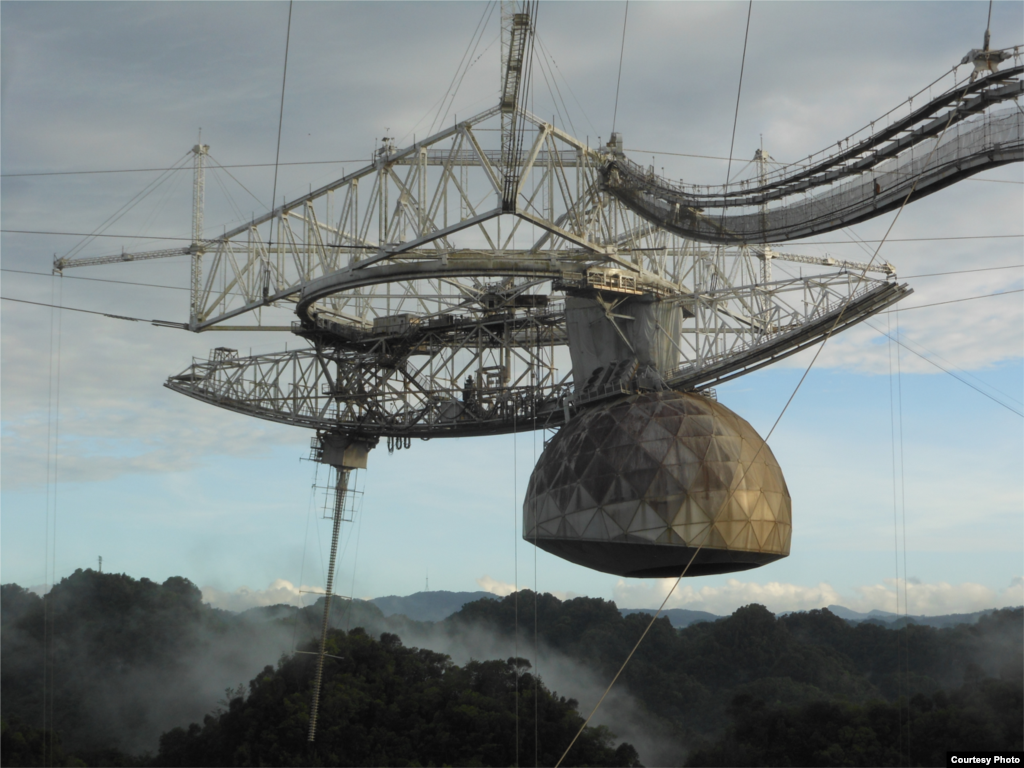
left=447, top=592, right=1023, bottom=765
left=1, top=570, right=1020, bottom=767
left=450, top=591, right=1022, bottom=718
left=152, top=631, right=638, bottom=767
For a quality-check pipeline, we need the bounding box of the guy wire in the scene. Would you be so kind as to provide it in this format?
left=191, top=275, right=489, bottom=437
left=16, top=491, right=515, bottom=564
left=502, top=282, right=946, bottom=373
left=46, top=277, right=64, bottom=767
left=887, top=305, right=905, bottom=762
left=610, top=1, right=629, bottom=135
left=41, top=277, right=56, bottom=766
left=269, top=0, right=294, bottom=219
left=513, top=399, right=519, bottom=767
left=291, top=460, right=321, bottom=654
left=345, top=471, right=366, bottom=632
left=896, top=306, right=911, bottom=764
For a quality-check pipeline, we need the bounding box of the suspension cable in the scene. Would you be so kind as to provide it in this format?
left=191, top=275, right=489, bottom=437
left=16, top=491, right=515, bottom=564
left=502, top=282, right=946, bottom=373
left=722, top=1, right=754, bottom=201
left=896, top=306, right=911, bottom=766
left=268, top=0, right=292, bottom=217
left=866, top=318, right=1024, bottom=417
left=611, top=1, right=629, bottom=135
left=887, top=307, right=905, bottom=761
left=0, top=297, right=188, bottom=328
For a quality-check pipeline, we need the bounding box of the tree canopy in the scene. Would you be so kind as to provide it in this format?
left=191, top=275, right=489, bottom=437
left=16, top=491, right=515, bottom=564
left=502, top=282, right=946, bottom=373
left=152, top=630, right=640, bottom=767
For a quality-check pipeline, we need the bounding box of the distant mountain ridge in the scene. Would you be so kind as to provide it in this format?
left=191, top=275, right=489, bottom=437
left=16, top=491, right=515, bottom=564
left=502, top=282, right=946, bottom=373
left=823, top=604, right=1003, bottom=628
left=367, top=591, right=1013, bottom=629
left=370, top=590, right=496, bottom=622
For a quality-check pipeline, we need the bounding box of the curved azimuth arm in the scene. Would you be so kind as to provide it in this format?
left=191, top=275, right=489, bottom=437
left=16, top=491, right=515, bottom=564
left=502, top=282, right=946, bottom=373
left=602, top=62, right=1023, bottom=245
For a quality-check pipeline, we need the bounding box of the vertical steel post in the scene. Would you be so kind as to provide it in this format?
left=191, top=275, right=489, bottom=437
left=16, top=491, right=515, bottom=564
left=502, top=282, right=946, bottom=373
left=190, top=143, right=209, bottom=330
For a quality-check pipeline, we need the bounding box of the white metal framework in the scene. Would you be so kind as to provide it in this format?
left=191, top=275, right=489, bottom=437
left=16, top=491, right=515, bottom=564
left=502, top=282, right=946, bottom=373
left=133, top=100, right=908, bottom=437
left=56, top=95, right=916, bottom=437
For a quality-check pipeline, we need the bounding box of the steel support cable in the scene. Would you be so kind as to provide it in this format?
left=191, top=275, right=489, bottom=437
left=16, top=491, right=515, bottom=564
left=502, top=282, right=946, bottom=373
left=345, top=478, right=366, bottom=632
left=41, top=278, right=56, bottom=768
left=0, top=297, right=188, bottom=328
left=558, top=50, right=983, bottom=768
left=896, top=306, right=911, bottom=766
left=532, top=415, right=539, bottom=768
left=269, top=0, right=294, bottom=218
left=534, top=45, right=573, bottom=138
left=880, top=310, right=1024, bottom=408
left=0, top=158, right=385, bottom=178
left=44, top=277, right=64, bottom=768
left=514, top=406, right=520, bottom=768
left=610, top=0, right=629, bottom=135
left=534, top=37, right=579, bottom=137
left=867, top=319, right=1024, bottom=417
left=886, top=309, right=906, bottom=762
left=709, top=0, right=753, bottom=295
left=721, top=0, right=754, bottom=217
left=58, top=152, right=192, bottom=262
left=290, top=462, right=320, bottom=655
left=129, top=166, right=188, bottom=254
left=534, top=34, right=598, bottom=138
left=3, top=268, right=188, bottom=293
left=428, top=0, right=497, bottom=137
left=208, top=169, right=250, bottom=236
left=6, top=228, right=208, bottom=242
left=883, top=287, right=1023, bottom=311
left=208, top=153, right=267, bottom=214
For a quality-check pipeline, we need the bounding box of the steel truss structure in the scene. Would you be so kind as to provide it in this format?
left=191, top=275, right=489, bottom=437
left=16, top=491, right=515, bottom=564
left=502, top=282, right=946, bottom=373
left=57, top=106, right=912, bottom=439
left=76, top=13, right=1024, bottom=441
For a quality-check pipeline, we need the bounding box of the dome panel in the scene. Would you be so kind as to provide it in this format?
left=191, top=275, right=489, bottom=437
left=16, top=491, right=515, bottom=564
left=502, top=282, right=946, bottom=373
left=604, top=500, right=641, bottom=532
left=750, top=519, right=774, bottom=547
left=623, top=466, right=661, bottom=498
left=582, top=511, right=611, bottom=540
left=672, top=521, right=711, bottom=545
left=628, top=503, right=667, bottom=533
left=639, top=436, right=676, bottom=463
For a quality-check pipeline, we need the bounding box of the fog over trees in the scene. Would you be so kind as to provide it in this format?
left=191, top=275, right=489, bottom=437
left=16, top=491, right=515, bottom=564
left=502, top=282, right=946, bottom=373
left=1, top=570, right=1021, bottom=766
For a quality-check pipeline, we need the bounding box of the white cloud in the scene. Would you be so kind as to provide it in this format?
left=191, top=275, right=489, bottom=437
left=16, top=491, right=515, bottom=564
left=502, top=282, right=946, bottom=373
left=474, top=574, right=579, bottom=601
left=613, top=576, right=1024, bottom=616
left=201, top=578, right=323, bottom=613
left=475, top=574, right=517, bottom=597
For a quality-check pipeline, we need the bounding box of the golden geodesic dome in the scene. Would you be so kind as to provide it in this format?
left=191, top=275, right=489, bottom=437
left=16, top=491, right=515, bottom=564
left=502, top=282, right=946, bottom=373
left=523, top=390, right=791, bottom=578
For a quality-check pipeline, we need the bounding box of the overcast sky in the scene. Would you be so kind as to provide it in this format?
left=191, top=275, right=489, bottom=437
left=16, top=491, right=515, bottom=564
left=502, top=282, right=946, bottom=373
left=2, top=1, right=1021, bottom=617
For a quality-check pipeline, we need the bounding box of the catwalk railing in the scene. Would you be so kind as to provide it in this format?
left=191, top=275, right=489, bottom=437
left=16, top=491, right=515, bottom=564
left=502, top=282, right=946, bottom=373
left=603, top=64, right=1023, bottom=244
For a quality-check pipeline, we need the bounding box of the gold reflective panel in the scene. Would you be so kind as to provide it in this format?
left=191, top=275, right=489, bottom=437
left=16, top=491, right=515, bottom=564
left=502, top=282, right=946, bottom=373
left=523, top=391, right=792, bottom=578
